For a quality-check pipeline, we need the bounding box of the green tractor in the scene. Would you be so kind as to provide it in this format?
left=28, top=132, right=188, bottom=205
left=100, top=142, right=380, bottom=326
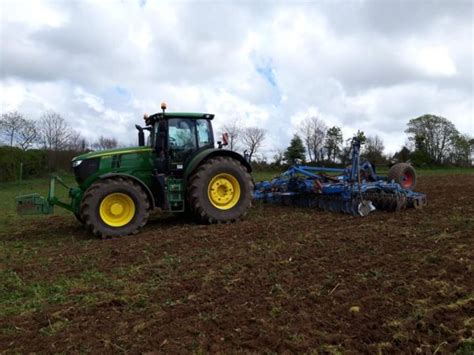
left=16, top=104, right=253, bottom=237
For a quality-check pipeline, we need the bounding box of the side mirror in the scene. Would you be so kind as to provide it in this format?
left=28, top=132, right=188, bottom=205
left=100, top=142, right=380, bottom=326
left=136, top=124, right=145, bottom=146
left=217, top=133, right=229, bottom=149
left=222, top=133, right=229, bottom=146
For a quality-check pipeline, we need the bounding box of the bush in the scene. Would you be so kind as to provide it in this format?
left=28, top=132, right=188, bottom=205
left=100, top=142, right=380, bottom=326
left=0, top=147, right=79, bottom=182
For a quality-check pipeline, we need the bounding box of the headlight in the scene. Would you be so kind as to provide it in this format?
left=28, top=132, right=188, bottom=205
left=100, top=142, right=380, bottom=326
left=72, top=160, right=83, bottom=168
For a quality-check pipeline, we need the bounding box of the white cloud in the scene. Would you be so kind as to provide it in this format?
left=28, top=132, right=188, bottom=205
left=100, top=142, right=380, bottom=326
left=0, top=0, right=472, bottom=157
left=405, top=44, right=457, bottom=77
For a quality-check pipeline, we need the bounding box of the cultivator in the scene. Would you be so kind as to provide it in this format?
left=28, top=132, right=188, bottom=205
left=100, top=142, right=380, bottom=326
left=253, top=138, right=427, bottom=216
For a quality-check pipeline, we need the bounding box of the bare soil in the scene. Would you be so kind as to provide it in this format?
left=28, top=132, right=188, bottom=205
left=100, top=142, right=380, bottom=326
left=1, top=175, right=473, bottom=353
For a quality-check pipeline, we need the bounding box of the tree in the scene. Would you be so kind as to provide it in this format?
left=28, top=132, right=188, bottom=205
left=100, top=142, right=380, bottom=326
left=405, top=114, right=459, bottom=164
left=0, top=112, right=41, bottom=150
left=284, top=134, right=306, bottom=165
left=325, top=126, right=343, bottom=162
left=221, top=119, right=242, bottom=151
left=39, top=111, right=74, bottom=151
left=241, top=127, right=266, bottom=162
left=272, top=149, right=285, bottom=167
left=93, top=136, right=118, bottom=151
left=362, top=135, right=386, bottom=164
left=17, top=119, right=39, bottom=151
left=338, top=142, right=352, bottom=164
left=65, top=131, right=89, bottom=152
left=298, top=116, right=327, bottom=162
left=449, top=133, right=473, bottom=167
left=0, top=111, right=26, bottom=147
left=392, top=146, right=411, bottom=163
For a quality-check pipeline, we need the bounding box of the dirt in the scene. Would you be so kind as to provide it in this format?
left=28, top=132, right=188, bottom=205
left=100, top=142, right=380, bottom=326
left=1, top=175, right=473, bottom=353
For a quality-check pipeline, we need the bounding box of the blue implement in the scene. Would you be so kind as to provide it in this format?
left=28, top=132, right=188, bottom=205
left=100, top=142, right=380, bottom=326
left=253, top=137, right=427, bottom=216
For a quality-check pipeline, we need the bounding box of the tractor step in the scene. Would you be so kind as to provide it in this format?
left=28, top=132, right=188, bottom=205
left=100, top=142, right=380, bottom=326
left=16, top=193, right=53, bottom=215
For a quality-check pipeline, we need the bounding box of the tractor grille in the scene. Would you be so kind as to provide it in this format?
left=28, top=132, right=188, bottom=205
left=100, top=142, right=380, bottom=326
left=74, top=158, right=100, bottom=184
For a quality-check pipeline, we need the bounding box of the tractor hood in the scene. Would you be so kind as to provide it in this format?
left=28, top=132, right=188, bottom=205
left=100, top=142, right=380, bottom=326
left=72, top=146, right=153, bottom=162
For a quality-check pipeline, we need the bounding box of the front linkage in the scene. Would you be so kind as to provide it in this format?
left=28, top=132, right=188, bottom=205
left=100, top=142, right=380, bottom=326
left=16, top=176, right=82, bottom=216
left=253, top=137, right=427, bottom=216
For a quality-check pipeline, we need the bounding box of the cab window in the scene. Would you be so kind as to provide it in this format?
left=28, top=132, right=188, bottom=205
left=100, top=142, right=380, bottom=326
left=196, top=119, right=212, bottom=148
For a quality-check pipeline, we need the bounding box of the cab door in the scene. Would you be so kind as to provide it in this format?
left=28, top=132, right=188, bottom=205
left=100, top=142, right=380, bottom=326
left=168, top=118, right=198, bottom=176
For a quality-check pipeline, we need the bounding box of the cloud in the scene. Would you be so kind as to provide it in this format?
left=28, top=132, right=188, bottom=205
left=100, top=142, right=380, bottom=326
left=1, top=0, right=472, bottom=156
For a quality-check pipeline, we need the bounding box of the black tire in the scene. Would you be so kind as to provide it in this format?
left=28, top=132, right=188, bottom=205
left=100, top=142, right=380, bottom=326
left=388, top=163, right=417, bottom=190
left=188, top=156, right=253, bottom=223
left=74, top=212, right=85, bottom=224
left=80, top=178, right=150, bottom=238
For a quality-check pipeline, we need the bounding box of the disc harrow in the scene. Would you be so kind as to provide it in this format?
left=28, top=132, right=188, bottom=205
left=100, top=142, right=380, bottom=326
left=253, top=137, right=427, bottom=217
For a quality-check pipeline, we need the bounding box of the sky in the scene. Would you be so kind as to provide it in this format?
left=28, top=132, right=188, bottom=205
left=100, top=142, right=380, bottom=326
left=1, top=0, right=473, bottom=158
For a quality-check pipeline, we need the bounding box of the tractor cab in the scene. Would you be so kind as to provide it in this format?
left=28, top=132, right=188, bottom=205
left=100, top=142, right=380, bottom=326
left=138, top=103, right=215, bottom=177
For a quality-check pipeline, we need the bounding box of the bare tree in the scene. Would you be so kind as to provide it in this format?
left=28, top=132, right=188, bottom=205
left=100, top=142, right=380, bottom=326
left=93, top=136, right=118, bottom=150
left=0, top=112, right=41, bottom=150
left=362, top=135, right=386, bottom=164
left=17, top=119, right=39, bottom=150
left=298, top=116, right=327, bottom=162
left=221, top=119, right=242, bottom=151
left=272, top=149, right=285, bottom=166
left=0, top=111, right=26, bottom=146
left=241, top=127, right=266, bottom=162
left=39, top=111, right=74, bottom=151
left=67, top=131, right=88, bottom=151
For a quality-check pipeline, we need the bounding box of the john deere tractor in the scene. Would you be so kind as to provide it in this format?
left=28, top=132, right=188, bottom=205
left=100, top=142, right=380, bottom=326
left=16, top=104, right=253, bottom=237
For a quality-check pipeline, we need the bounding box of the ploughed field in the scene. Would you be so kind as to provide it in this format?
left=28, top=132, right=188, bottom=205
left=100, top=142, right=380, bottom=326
left=0, top=173, right=473, bottom=353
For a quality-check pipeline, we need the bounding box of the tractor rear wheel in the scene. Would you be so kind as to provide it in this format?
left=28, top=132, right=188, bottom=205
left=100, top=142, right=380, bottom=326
left=388, top=163, right=417, bottom=190
left=81, top=178, right=149, bottom=238
left=188, top=156, right=253, bottom=223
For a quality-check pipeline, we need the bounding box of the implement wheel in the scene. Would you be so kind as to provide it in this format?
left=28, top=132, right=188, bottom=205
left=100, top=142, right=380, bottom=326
left=188, top=156, right=253, bottom=223
left=81, top=178, right=149, bottom=238
left=388, top=163, right=417, bottom=190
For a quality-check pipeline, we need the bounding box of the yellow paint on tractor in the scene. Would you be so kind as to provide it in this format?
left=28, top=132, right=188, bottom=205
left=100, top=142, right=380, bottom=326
left=99, top=193, right=136, bottom=227
left=207, top=173, right=241, bottom=210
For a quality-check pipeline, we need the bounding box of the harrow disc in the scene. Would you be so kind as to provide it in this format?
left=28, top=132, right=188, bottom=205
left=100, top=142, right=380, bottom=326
left=363, top=191, right=407, bottom=212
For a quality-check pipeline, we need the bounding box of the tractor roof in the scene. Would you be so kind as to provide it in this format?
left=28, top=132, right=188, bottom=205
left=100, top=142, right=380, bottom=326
left=145, top=112, right=214, bottom=126
left=151, top=112, right=214, bottom=119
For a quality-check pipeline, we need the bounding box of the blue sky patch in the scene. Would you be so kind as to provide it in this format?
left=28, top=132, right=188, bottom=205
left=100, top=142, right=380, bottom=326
left=256, top=64, right=277, bottom=88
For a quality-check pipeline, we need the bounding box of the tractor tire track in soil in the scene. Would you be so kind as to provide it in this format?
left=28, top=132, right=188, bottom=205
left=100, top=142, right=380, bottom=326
left=0, top=175, right=473, bottom=353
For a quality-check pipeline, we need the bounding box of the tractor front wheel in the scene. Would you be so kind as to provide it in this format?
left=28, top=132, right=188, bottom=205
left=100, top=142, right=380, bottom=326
left=188, top=156, right=253, bottom=223
left=81, top=178, right=149, bottom=238
left=74, top=212, right=84, bottom=224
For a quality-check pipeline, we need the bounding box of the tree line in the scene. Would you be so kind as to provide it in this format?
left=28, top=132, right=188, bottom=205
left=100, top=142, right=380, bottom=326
left=1, top=110, right=472, bottom=182
left=0, top=111, right=119, bottom=152
left=222, top=114, right=473, bottom=168
left=0, top=111, right=121, bottom=181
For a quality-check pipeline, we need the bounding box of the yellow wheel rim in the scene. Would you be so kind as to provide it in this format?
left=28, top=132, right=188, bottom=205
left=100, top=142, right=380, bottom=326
left=99, top=193, right=135, bottom=227
left=207, top=173, right=241, bottom=210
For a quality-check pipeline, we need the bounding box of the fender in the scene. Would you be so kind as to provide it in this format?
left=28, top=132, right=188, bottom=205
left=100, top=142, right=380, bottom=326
left=99, top=173, right=155, bottom=209
left=184, top=148, right=252, bottom=180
